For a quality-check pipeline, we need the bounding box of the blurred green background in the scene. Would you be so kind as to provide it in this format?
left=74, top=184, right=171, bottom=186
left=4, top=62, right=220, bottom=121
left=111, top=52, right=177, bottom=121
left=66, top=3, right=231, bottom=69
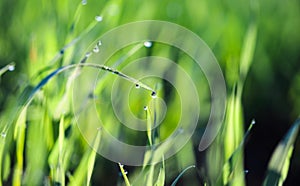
left=0, top=0, right=300, bottom=185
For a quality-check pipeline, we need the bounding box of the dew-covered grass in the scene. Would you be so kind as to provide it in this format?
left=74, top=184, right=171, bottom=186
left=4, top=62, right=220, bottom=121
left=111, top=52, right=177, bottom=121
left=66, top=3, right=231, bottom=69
left=0, top=0, right=300, bottom=185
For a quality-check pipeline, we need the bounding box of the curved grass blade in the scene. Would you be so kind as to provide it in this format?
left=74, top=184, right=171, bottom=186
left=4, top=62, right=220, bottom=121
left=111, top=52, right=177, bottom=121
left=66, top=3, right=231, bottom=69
left=171, top=165, right=196, bottom=186
left=263, top=118, right=300, bottom=186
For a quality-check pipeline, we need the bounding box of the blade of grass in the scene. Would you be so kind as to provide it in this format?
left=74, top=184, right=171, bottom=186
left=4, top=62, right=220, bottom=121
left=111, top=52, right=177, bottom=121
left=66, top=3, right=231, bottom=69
left=222, top=119, right=255, bottom=185
left=12, top=107, right=27, bottom=186
left=68, top=128, right=101, bottom=186
left=154, top=157, right=165, bottom=186
left=86, top=128, right=101, bottom=186
left=0, top=62, right=15, bottom=77
left=171, top=165, right=196, bottom=186
left=118, top=163, right=131, bottom=186
left=263, top=118, right=300, bottom=186
left=58, top=115, right=65, bottom=186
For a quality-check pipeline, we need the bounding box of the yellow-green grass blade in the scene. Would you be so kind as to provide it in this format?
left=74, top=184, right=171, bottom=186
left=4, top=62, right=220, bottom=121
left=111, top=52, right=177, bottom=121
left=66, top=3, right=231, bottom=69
left=23, top=104, right=51, bottom=185
left=0, top=130, right=7, bottom=186
left=263, top=118, right=300, bottom=186
left=118, top=163, right=131, bottom=186
left=12, top=107, right=27, bottom=186
left=145, top=106, right=153, bottom=146
left=58, top=115, right=65, bottom=186
left=86, top=129, right=101, bottom=186
left=68, top=128, right=101, bottom=186
left=222, top=119, right=255, bottom=185
left=239, top=23, right=257, bottom=87
left=154, top=157, right=165, bottom=186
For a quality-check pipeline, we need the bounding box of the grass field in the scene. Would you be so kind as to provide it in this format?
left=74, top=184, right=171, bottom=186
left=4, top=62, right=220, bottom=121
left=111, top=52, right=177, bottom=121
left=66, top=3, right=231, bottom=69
left=0, top=0, right=300, bottom=185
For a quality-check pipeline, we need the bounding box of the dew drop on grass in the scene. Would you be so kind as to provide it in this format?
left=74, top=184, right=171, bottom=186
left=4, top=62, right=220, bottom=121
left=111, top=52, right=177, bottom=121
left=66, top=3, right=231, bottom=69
left=144, top=41, right=152, bottom=48
left=59, top=49, right=64, bottom=54
left=251, top=119, right=256, bottom=125
left=178, top=127, right=184, bottom=134
left=97, top=40, right=102, bottom=46
left=135, top=84, right=140, bottom=89
left=82, top=0, right=87, bottom=5
left=8, top=64, right=15, bottom=71
left=95, top=16, right=103, bottom=22
left=1, top=132, right=6, bottom=138
left=151, top=91, right=157, bottom=98
left=244, top=170, right=249, bottom=174
left=93, top=46, right=99, bottom=53
left=85, top=52, right=92, bottom=58
left=143, top=106, right=148, bottom=111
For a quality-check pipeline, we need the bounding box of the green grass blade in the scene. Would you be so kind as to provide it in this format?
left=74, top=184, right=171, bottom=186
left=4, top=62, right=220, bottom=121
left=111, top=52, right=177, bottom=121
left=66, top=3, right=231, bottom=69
left=145, top=106, right=153, bottom=146
left=118, top=163, right=131, bottom=186
left=239, top=23, right=257, bottom=87
left=12, top=107, right=27, bottom=186
left=68, top=128, right=101, bottom=186
left=86, top=129, right=101, bottom=186
left=0, top=62, right=15, bottom=77
left=58, top=115, right=65, bottom=186
left=222, top=119, right=255, bottom=185
left=154, top=158, right=165, bottom=186
left=263, top=118, right=300, bottom=186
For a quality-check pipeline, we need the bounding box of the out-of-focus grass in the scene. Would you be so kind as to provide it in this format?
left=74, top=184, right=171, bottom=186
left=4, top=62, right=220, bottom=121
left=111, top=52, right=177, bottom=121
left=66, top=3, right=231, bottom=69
left=0, top=0, right=300, bottom=185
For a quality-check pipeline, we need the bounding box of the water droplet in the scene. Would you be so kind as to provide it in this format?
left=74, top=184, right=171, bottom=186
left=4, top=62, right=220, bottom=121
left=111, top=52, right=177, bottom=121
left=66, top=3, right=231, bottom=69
left=124, top=170, right=128, bottom=175
left=85, top=52, right=92, bottom=57
left=118, top=163, right=124, bottom=168
left=82, top=0, right=87, bottom=5
left=8, top=64, right=15, bottom=71
left=95, top=16, right=103, bottom=22
left=59, top=49, right=64, bottom=54
left=151, top=91, right=157, bottom=98
left=143, top=106, right=148, bottom=111
left=135, top=84, right=140, bottom=89
left=97, top=40, right=102, bottom=46
left=251, top=119, right=256, bottom=125
left=144, top=41, right=152, bottom=48
left=1, top=132, right=6, bottom=138
left=178, top=127, right=184, bottom=133
left=93, top=46, right=99, bottom=53
left=244, top=170, right=249, bottom=174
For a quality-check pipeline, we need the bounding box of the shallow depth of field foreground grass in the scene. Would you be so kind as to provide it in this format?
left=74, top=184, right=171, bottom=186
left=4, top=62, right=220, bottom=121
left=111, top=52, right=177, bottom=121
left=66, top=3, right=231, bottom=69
left=1, top=0, right=300, bottom=185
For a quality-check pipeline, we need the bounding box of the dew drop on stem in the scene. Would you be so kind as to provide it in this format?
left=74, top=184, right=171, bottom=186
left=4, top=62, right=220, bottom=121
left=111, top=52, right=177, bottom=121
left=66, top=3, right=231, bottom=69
left=59, top=49, right=64, bottom=55
left=82, top=0, right=87, bottom=5
left=93, top=46, right=99, bottom=53
left=8, top=64, right=15, bottom=71
left=1, top=132, right=6, bottom=138
left=85, top=52, right=92, bottom=58
left=143, top=106, right=148, bottom=111
left=144, top=41, right=152, bottom=48
left=135, top=84, right=140, bottom=89
left=151, top=91, right=157, bottom=98
left=95, top=16, right=103, bottom=22
left=97, top=40, right=102, bottom=46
